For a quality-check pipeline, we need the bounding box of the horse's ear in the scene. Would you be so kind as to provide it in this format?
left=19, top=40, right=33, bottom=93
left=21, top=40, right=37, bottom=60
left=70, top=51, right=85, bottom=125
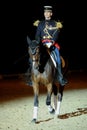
left=27, top=35, right=31, bottom=46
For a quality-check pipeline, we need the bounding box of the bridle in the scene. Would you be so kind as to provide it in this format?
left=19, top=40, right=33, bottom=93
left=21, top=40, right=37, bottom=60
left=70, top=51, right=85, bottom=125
left=29, top=45, right=40, bottom=70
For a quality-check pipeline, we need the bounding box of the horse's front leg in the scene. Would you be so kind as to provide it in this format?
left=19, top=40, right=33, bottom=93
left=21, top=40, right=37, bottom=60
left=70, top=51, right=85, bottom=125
left=52, top=84, right=58, bottom=111
left=32, top=83, right=39, bottom=123
left=46, top=83, right=55, bottom=114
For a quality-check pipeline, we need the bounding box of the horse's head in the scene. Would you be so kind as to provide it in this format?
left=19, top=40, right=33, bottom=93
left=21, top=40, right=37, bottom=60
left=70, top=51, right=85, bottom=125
left=27, top=36, right=40, bottom=69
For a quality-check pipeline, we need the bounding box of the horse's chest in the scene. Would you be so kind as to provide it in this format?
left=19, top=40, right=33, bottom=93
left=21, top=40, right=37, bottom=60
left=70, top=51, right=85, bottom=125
left=32, top=72, right=49, bottom=84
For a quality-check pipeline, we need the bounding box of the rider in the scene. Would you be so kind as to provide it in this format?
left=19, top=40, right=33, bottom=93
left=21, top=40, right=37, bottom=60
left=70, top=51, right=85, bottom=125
left=33, top=5, right=68, bottom=86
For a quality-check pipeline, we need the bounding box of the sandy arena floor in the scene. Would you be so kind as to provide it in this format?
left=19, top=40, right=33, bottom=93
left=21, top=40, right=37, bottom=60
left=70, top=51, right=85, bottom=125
left=0, top=71, right=87, bottom=130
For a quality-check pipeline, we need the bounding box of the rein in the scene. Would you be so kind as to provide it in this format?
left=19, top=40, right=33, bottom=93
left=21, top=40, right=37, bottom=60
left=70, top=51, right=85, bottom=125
left=29, top=45, right=40, bottom=70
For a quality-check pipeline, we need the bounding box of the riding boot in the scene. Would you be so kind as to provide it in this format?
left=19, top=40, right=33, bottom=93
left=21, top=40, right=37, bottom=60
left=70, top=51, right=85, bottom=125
left=28, top=72, right=33, bottom=87
left=28, top=78, right=33, bottom=87
left=25, top=59, right=33, bottom=87
left=56, top=64, right=68, bottom=86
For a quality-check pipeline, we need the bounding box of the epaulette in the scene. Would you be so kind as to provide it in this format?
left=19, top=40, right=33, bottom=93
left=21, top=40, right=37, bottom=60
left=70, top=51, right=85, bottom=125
left=56, top=21, right=63, bottom=29
left=33, top=20, right=40, bottom=27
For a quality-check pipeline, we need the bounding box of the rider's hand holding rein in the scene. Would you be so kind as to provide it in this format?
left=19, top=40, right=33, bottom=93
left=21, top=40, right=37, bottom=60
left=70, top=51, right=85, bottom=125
left=42, top=39, right=54, bottom=48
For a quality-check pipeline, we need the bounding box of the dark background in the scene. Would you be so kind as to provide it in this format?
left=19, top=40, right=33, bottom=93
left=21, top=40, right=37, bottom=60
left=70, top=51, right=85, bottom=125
left=0, top=1, right=86, bottom=74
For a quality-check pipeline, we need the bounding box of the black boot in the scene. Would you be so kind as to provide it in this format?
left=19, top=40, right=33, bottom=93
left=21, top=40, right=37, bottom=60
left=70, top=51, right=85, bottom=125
left=26, top=75, right=33, bottom=87
left=25, top=68, right=33, bottom=87
left=25, top=59, right=33, bottom=87
left=55, top=64, right=68, bottom=86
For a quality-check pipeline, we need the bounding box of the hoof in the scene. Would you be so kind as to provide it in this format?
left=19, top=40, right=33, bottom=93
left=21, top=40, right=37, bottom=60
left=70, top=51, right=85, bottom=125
left=31, top=118, right=37, bottom=123
left=50, top=108, right=55, bottom=114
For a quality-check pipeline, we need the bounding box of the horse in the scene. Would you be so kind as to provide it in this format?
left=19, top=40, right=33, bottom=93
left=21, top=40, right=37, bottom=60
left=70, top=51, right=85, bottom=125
left=27, top=36, right=65, bottom=123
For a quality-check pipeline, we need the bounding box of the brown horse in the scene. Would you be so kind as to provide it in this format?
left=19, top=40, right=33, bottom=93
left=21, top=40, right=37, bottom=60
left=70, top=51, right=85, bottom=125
left=27, top=36, right=64, bottom=123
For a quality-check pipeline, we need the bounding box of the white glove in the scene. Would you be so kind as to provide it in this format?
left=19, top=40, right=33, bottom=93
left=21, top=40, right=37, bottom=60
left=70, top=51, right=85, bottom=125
left=46, top=42, right=52, bottom=48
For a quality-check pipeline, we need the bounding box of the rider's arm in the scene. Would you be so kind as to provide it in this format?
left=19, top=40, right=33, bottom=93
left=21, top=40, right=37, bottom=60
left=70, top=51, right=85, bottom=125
left=52, top=29, right=59, bottom=42
left=50, top=21, right=60, bottom=43
left=35, top=23, right=41, bottom=43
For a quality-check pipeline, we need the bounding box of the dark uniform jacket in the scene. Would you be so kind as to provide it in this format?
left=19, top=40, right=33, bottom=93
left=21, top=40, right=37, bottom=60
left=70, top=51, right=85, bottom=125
left=35, top=19, right=59, bottom=43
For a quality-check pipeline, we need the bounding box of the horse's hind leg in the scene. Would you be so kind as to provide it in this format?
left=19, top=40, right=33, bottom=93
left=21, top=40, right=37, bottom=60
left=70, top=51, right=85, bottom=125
left=55, top=85, right=64, bottom=116
left=46, top=83, right=55, bottom=114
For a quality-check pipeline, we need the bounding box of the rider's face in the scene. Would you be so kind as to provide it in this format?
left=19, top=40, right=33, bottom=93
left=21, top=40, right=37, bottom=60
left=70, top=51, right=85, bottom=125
left=44, top=11, right=53, bottom=20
